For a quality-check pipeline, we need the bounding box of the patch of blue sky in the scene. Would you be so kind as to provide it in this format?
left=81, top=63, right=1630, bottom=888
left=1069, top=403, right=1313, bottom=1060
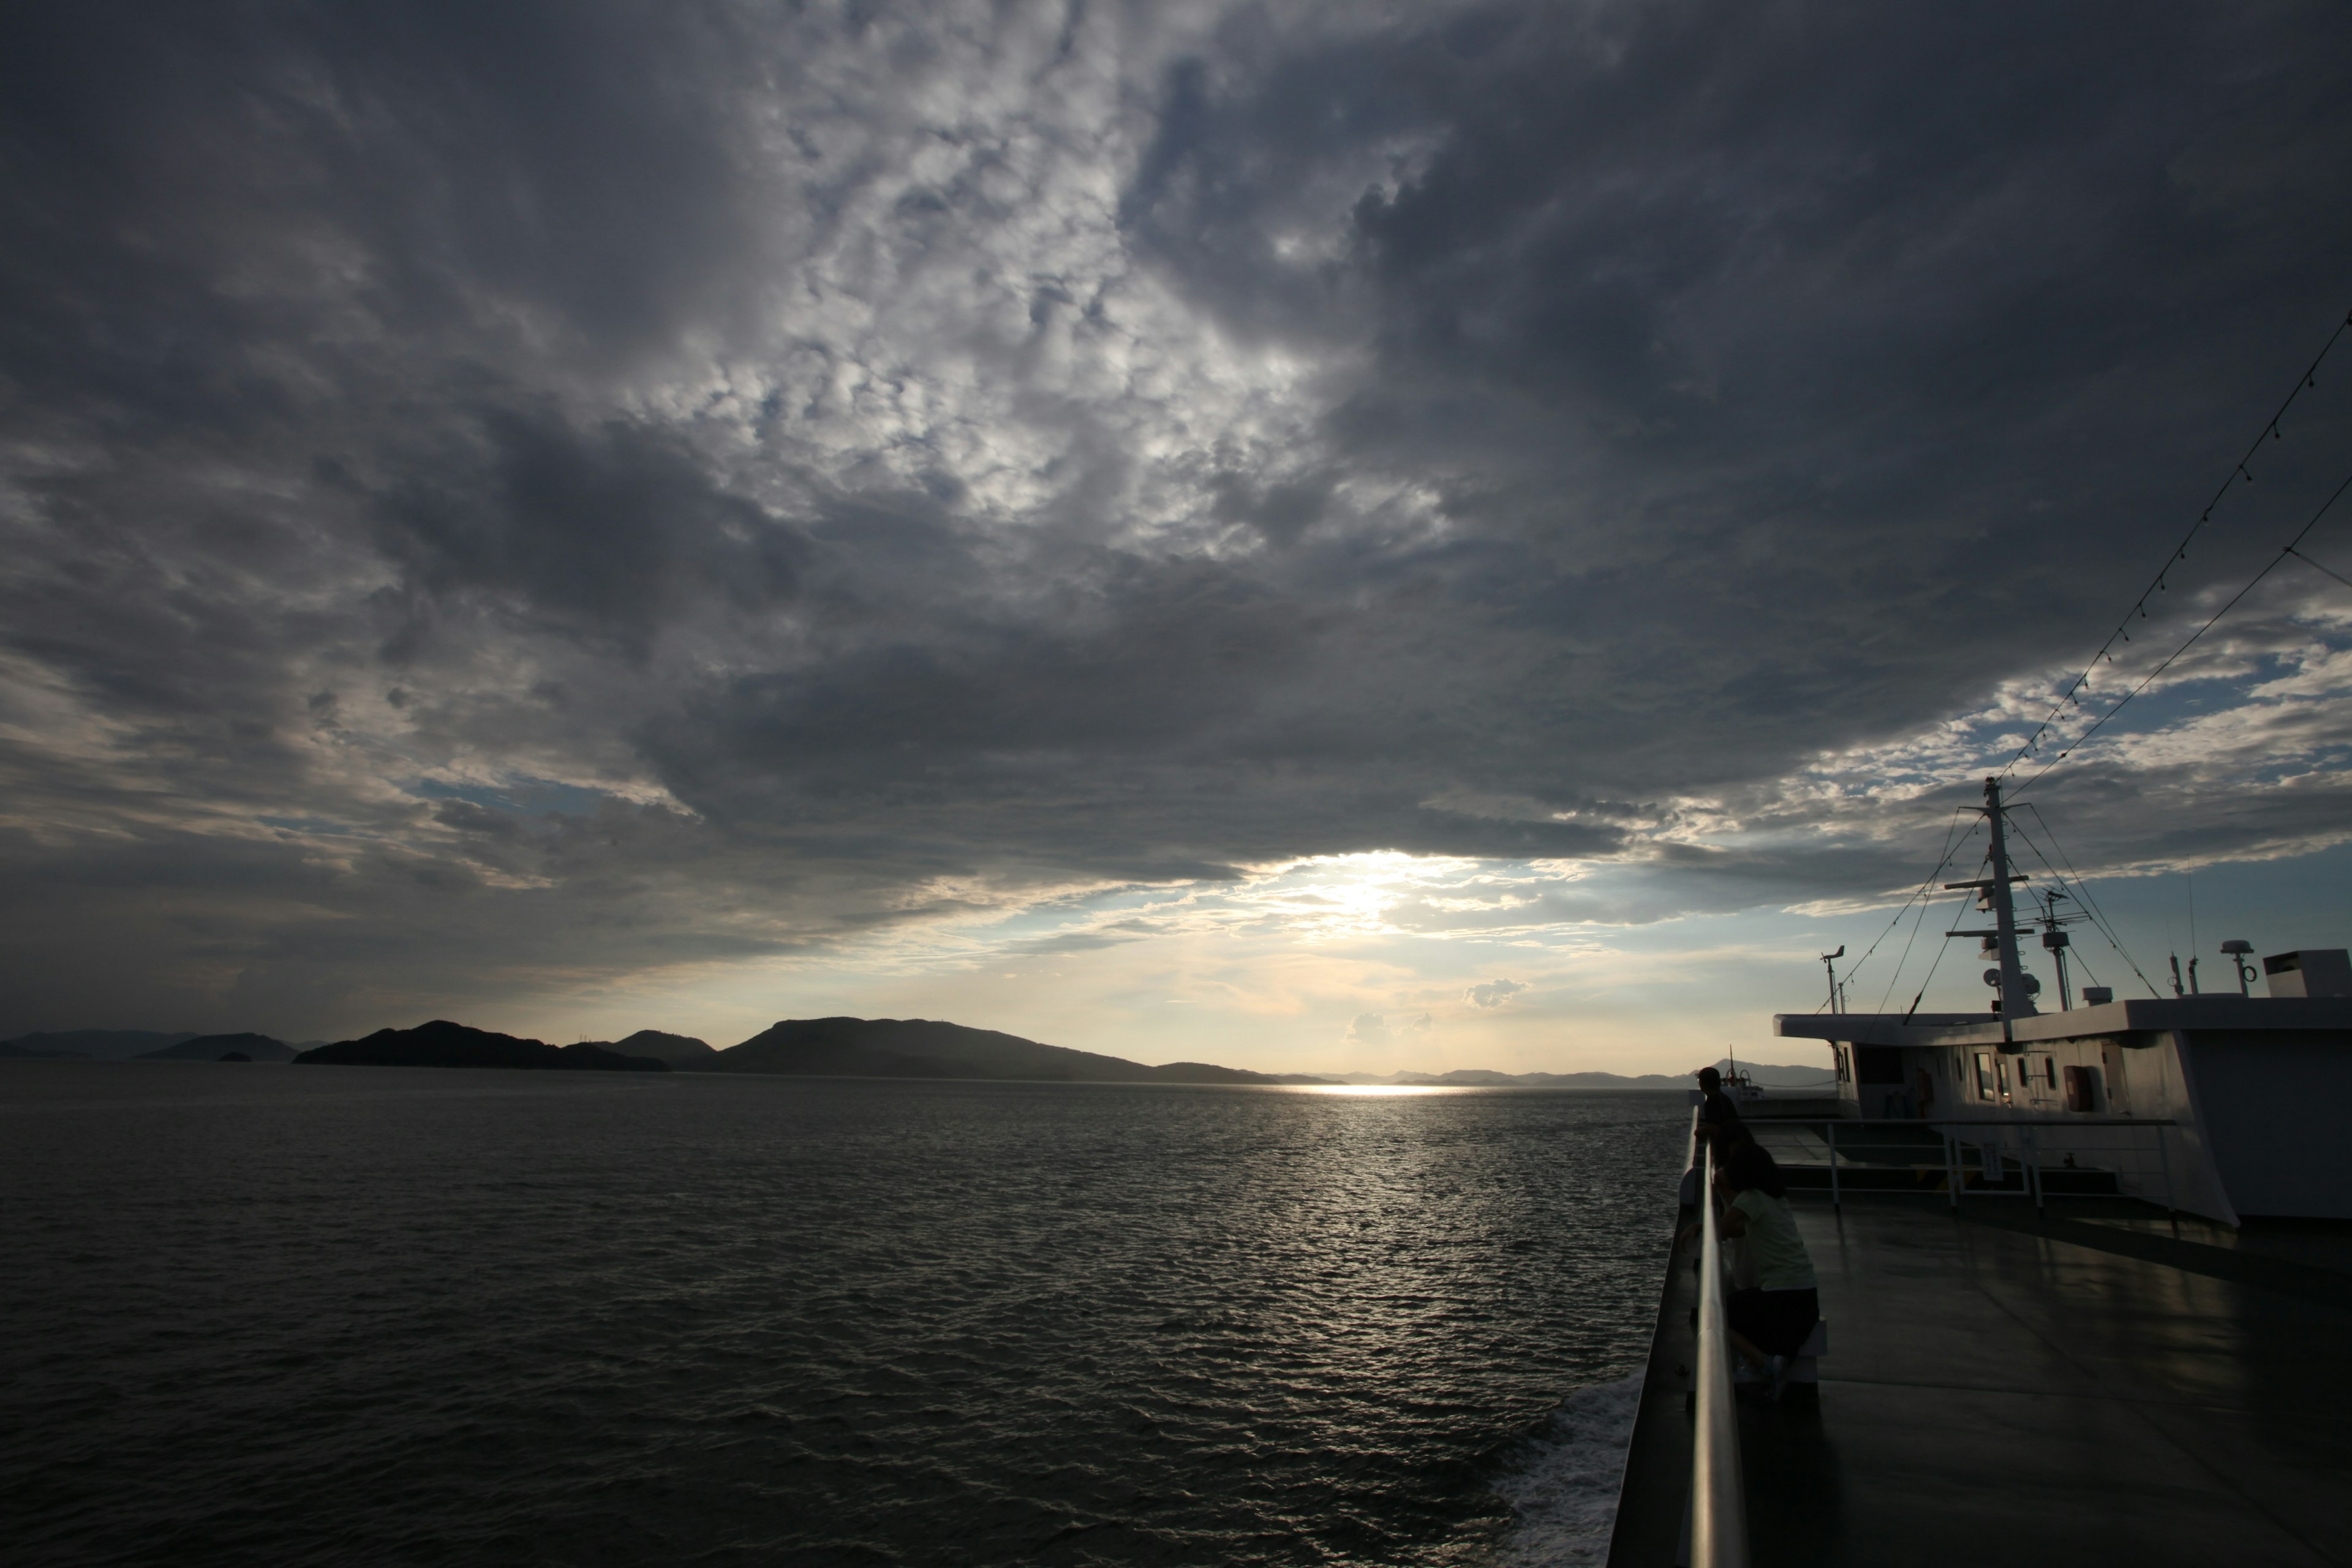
left=2082, top=666, right=2276, bottom=729
left=1988, top=651, right=2328, bottom=761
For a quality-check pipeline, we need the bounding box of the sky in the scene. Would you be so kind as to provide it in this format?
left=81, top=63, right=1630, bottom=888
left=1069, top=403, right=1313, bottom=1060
left=3, top=1, right=2351, bottom=1074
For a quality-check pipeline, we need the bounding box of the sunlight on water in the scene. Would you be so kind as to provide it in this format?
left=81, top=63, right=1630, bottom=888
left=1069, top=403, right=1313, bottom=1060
left=1293, top=1082, right=1464, bottom=1096
left=1, top=1066, right=1687, bottom=1567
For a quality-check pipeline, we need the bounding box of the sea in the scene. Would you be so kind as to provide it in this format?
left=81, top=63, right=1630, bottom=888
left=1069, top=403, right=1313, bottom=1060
left=0, top=1064, right=1687, bottom=1566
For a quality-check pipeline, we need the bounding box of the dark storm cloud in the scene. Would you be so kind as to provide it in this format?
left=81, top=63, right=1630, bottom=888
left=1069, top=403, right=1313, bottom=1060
left=3, top=0, right=2350, bottom=1031
left=366, top=406, right=810, bottom=659
left=1120, top=0, right=2352, bottom=796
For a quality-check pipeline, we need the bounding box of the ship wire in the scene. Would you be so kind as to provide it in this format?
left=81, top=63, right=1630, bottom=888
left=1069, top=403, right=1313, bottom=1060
left=2285, top=544, right=2352, bottom=590
left=1996, top=307, right=2352, bottom=785
left=1860, top=813, right=1983, bottom=1015
left=1828, top=805, right=1977, bottom=1012
left=2008, top=464, right=2352, bottom=801
left=2007, top=807, right=2165, bottom=998
left=1896, top=887, right=1972, bottom=1019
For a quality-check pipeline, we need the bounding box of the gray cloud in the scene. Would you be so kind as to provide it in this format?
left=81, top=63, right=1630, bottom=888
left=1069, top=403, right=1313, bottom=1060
left=4, top=0, right=2351, bottom=1033
left=1345, top=1011, right=1431, bottom=1045
left=1464, top=978, right=1526, bottom=1009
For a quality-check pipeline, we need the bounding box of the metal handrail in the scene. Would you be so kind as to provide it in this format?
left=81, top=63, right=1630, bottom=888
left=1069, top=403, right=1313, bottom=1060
left=1691, top=1137, right=1749, bottom=1568
left=1737, top=1115, right=2177, bottom=1125
left=1739, top=1115, right=2179, bottom=1215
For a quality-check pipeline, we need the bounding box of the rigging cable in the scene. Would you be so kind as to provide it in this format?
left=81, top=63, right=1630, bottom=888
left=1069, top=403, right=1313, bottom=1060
left=1829, top=806, right=1977, bottom=1012
left=2015, top=805, right=2150, bottom=988
left=2286, top=545, right=2352, bottom=591
left=2008, top=465, right=2352, bottom=800
left=2008, top=807, right=2166, bottom=999
left=1898, top=889, right=1972, bottom=1017
left=1864, top=814, right=1985, bottom=1015
left=1995, top=307, right=2352, bottom=783
left=1866, top=878, right=1947, bottom=1017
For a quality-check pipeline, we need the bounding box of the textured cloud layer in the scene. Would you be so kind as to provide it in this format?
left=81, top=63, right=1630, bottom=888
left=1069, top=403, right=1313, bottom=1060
left=4, top=0, right=2350, bottom=1035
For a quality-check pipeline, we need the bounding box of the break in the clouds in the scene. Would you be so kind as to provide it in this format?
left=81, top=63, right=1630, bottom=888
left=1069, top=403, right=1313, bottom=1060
left=3, top=1, right=2351, bottom=1049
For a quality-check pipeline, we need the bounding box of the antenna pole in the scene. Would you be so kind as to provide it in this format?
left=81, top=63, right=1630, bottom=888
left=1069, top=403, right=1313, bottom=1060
left=2037, top=892, right=2075, bottom=1011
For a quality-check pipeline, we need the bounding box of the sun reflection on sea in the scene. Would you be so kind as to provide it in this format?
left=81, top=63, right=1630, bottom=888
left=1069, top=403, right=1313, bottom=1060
left=1292, top=1083, right=1464, bottom=1096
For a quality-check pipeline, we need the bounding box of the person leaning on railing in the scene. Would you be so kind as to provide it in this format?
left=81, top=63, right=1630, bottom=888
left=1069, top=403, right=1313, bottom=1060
left=1683, top=1142, right=1819, bottom=1400
left=1682, top=1098, right=1755, bottom=1207
left=1694, top=1066, right=1743, bottom=1136
left=1719, top=1144, right=1819, bottom=1396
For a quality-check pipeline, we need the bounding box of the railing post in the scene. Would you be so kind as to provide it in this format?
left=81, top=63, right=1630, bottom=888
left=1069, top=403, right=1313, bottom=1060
left=1827, top=1120, right=1839, bottom=1211
left=1691, top=1138, right=1751, bottom=1568
left=2028, top=1125, right=2043, bottom=1213
left=1945, top=1128, right=1959, bottom=1210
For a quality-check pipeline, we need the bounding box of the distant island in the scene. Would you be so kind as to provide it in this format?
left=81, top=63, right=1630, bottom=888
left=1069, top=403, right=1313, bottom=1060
left=571, top=1029, right=719, bottom=1068
left=295, top=1021, right=669, bottom=1072
left=273, top=1016, right=1322, bottom=1082
left=1, top=1029, right=203, bottom=1060
left=3, top=1016, right=1827, bottom=1088
left=699, top=1017, right=1332, bottom=1084
left=139, top=1032, right=300, bottom=1063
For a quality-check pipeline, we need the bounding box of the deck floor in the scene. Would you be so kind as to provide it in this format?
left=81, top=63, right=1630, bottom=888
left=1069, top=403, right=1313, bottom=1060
left=1730, top=1197, right=2352, bottom=1567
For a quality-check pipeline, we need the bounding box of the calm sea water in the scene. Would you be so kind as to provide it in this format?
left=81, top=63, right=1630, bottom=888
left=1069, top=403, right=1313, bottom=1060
left=0, top=1065, right=1685, bottom=1566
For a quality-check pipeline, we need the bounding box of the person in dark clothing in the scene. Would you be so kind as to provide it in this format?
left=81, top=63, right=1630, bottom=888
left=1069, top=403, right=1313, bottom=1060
left=1681, top=1068, right=1752, bottom=1205
left=1695, top=1066, right=1744, bottom=1135
left=1699, top=1114, right=1755, bottom=1155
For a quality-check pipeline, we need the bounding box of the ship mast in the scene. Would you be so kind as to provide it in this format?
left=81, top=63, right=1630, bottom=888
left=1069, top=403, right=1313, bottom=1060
left=1944, top=775, right=2035, bottom=1045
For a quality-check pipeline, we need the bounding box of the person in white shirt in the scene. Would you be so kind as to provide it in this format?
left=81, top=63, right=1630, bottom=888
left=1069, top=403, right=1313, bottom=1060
left=1715, top=1142, right=1818, bottom=1378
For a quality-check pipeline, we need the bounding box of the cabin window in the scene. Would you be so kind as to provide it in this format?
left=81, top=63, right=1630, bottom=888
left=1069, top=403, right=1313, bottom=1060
left=1974, top=1052, right=1994, bottom=1099
left=1856, top=1046, right=1903, bottom=1085
left=2043, top=1058, right=2058, bottom=1088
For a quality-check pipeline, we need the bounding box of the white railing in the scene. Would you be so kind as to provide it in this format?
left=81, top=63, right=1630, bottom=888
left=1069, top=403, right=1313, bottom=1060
left=1691, top=1135, right=1749, bottom=1568
left=1741, top=1117, right=2177, bottom=1213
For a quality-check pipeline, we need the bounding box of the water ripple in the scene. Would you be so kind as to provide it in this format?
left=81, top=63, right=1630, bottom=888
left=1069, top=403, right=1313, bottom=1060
left=1, top=1066, right=1685, bottom=1566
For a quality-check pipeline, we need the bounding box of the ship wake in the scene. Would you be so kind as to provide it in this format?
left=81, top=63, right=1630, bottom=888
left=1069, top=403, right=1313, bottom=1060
left=1488, top=1373, right=1644, bottom=1566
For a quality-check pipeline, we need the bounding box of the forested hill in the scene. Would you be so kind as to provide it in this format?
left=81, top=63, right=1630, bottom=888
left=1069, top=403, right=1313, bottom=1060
left=710, top=1017, right=1330, bottom=1084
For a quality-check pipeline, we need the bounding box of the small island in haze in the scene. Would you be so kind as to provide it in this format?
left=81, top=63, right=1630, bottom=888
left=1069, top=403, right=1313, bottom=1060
left=140, top=1032, right=301, bottom=1063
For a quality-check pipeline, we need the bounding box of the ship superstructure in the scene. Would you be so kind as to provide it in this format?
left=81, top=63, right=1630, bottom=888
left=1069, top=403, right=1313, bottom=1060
left=1773, top=777, right=2352, bottom=1224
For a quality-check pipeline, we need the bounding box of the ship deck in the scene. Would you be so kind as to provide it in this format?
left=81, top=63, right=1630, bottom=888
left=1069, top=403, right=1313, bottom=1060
left=1610, top=1194, right=2352, bottom=1566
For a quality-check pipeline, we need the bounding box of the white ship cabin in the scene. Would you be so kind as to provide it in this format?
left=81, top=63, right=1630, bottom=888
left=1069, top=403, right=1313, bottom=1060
left=1776, top=948, right=2352, bottom=1225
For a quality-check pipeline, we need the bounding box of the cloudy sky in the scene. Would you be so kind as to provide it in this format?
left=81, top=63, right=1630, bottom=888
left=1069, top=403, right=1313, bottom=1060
left=4, top=1, right=2351, bottom=1072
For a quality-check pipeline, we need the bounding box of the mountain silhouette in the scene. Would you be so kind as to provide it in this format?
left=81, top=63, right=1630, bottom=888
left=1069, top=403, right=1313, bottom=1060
left=137, top=1033, right=298, bottom=1063
left=711, top=1017, right=1327, bottom=1084
left=1, top=1030, right=198, bottom=1060
left=295, top=1020, right=669, bottom=1072
left=573, top=1029, right=715, bottom=1068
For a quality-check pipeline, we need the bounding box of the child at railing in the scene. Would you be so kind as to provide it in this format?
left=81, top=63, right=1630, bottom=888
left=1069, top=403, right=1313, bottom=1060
left=1686, top=1142, right=1819, bottom=1399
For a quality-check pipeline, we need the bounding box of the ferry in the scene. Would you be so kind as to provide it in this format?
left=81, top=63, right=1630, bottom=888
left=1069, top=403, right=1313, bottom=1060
left=1605, top=777, right=2352, bottom=1566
